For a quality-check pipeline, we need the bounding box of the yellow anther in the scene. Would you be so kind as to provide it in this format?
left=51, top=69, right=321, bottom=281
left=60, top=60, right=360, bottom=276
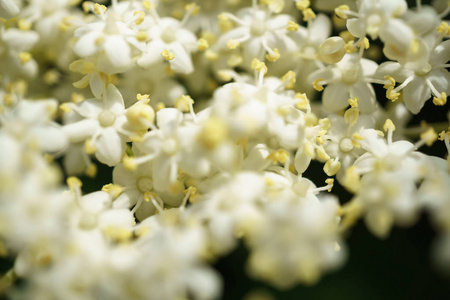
left=304, top=141, right=316, bottom=158
left=316, top=146, right=330, bottom=161
left=18, top=19, right=31, bottom=31
left=226, top=39, right=240, bottom=49
left=59, top=103, right=73, bottom=113
left=295, top=0, right=310, bottom=10
left=344, top=40, right=357, bottom=53
left=267, top=149, right=290, bottom=164
left=251, top=59, right=268, bottom=74
left=43, top=69, right=60, bottom=85
left=85, top=163, right=97, bottom=178
left=161, top=50, right=175, bottom=61
left=386, top=87, right=400, bottom=101
left=185, top=3, right=200, bottom=15
left=84, top=139, right=96, bottom=155
left=197, top=38, right=209, bottom=51
left=82, top=1, right=93, bottom=13
left=312, top=78, right=324, bottom=91
left=348, top=97, right=359, bottom=108
left=19, top=52, right=31, bottom=64
left=437, top=22, right=450, bottom=36
left=93, top=3, right=107, bottom=15
left=67, top=176, right=82, bottom=189
left=438, top=130, right=450, bottom=141
left=155, top=102, right=165, bottom=112
left=295, top=93, right=310, bottom=110
left=266, top=48, right=280, bottom=62
left=217, top=13, right=229, bottom=21
left=304, top=113, right=318, bottom=127
left=144, top=191, right=158, bottom=202
left=287, top=20, right=299, bottom=32
left=3, top=94, right=13, bottom=106
left=433, top=92, right=447, bottom=106
left=126, top=102, right=155, bottom=130
left=325, top=178, right=334, bottom=192
left=383, top=76, right=396, bottom=89
left=281, top=70, right=296, bottom=89
left=335, top=5, right=350, bottom=19
left=134, top=11, right=145, bottom=25
left=103, top=226, right=132, bottom=242
left=344, top=107, right=359, bottom=126
left=319, top=118, right=331, bottom=130
left=142, top=0, right=155, bottom=10
left=136, top=31, right=148, bottom=42
left=358, top=37, right=370, bottom=49
left=205, top=49, right=219, bottom=61
left=217, top=70, right=233, bottom=81
left=136, top=93, right=150, bottom=103
left=316, top=136, right=325, bottom=144
left=70, top=92, right=86, bottom=103
left=123, top=155, right=137, bottom=171
left=102, top=183, right=123, bottom=198
left=198, top=117, right=228, bottom=150
left=339, top=30, right=354, bottom=43
left=324, top=159, right=341, bottom=176
left=383, top=119, right=396, bottom=132
left=420, top=127, right=438, bottom=146
left=302, top=8, right=316, bottom=21
left=175, top=95, right=194, bottom=112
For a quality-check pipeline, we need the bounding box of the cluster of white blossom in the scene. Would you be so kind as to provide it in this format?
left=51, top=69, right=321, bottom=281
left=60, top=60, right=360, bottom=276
left=0, top=0, right=449, bottom=298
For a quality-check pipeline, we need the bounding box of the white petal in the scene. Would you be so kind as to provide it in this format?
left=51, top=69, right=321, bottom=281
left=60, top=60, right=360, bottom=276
left=103, top=83, right=125, bottom=115
left=95, top=127, right=126, bottom=166
left=31, top=125, right=68, bottom=153
left=74, top=31, right=102, bottom=57
left=3, top=29, right=39, bottom=51
left=89, top=72, right=104, bottom=100
left=402, top=77, right=430, bottom=114
left=169, top=43, right=194, bottom=74
left=352, top=82, right=376, bottom=113
left=62, top=119, right=99, bottom=143
left=79, top=191, right=112, bottom=213
left=322, top=82, right=350, bottom=112
left=137, top=40, right=165, bottom=68
left=103, top=35, right=131, bottom=68
left=346, top=19, right=366, bottom=38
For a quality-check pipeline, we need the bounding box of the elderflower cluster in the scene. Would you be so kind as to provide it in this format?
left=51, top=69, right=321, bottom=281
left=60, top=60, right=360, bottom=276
left=0, top=0, right=449, bottom=298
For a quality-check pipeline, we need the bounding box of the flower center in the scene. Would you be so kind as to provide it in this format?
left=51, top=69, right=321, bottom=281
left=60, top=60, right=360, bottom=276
left=341, top=67, right=359, bottom=84
left=250, top=19, right=266, bottom=36
left=137, top=176, right=153, bottom=193
left=162, top=137, right=179, bottom=155
left=161, top=27, right=176, bottom=44
left=98, top=111, right=116, bottom=127
left=339, top=138, right=354, bottom=152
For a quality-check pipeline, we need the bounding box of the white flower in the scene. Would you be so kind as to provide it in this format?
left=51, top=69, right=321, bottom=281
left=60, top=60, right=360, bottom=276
left=309, top=53, right=378, bottom=113
left=216, top=6, right=295, bottom=65
left=62, top=84, right=129, bottom=166
left=246, top=195, right=345, bottom=288
left=343, top=0, right=413, bottom=54
left=137, top=10, right=197, bottom=74
left=376, top=38, right=450, bottom=114
left=0, top=26, right=39, bottom=79
left=73, top=7, right=145, bottom=74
